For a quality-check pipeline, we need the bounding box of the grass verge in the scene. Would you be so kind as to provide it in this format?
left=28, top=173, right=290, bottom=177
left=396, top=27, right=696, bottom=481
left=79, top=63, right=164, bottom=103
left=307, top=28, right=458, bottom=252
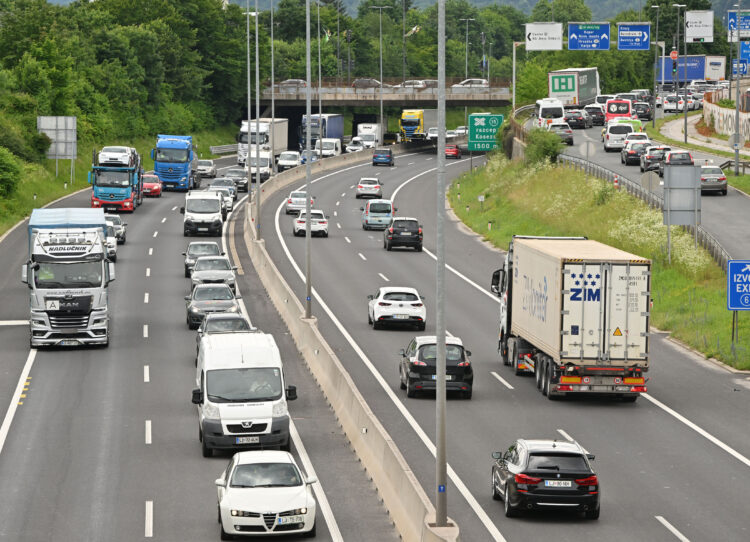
left=0, top=125, right=238, bottom=237
left=448, top=154, right=750, bottom=370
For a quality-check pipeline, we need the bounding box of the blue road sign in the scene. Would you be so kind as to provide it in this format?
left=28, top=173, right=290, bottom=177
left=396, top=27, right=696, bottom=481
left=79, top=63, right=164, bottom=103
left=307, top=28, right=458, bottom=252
left=728, top=260, right=750, bottom=310
left=733, top=59, right=748, bottom=76
left=728, top=10, right=750, bottom=39
left=568, top=23, right=610, bottom=51
left=740, top=41, right=750, bottom=60
left=618, top=23, right=651, bottom=51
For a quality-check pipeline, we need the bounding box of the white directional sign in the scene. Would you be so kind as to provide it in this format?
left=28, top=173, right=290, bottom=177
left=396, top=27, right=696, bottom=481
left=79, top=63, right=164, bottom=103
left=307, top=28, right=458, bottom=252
left=685, top=10, right=714, bottom=43
left=525, top=22, right=563, bottom=51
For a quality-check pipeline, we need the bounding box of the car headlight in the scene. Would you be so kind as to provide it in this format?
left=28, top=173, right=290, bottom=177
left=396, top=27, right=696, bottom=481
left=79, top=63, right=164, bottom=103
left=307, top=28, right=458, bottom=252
left=231, top=510, right=256, bottom=517
left=180, top=176, right=187, bottom=183
left=272, top=401, right=288, bottom=417
left=190, top=306, right=204, bottom=314
left=31, top=319, right=46, bottom=327
left=226, top=305, right=239, bottom=313
left=288, top=508, right=308, bottom=515
left=203, top=401, right=220, bottom=420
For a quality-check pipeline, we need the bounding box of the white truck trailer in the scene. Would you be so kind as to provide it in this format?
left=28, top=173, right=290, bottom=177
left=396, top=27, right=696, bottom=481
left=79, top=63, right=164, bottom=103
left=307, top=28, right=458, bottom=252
left=490, top=236, right=651, bottom=401
left=237, top=118, right=289, bottom=166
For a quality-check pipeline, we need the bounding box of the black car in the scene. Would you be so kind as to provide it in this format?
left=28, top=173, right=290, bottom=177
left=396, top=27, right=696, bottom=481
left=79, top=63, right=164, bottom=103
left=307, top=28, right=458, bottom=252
left=620, top=142, right=649, bottom=165
left=633, top=102, right=653, bottom=121
left=384, top=218, right=423, bottom=251
left=564, top=110, right=592, bottom=129
left=640, top=145, right=671, bottom=172
left=491, top=439, right=600, bottom=519
left=583, top=105, right=605, bottom=126
left=659, top=150, right=694, bottom=177
left=398, top=336, right=473, bottom=399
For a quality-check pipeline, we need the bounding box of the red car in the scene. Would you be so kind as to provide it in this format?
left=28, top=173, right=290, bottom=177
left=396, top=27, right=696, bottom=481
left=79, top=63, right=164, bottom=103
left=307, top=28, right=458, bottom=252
left=445, top=144, right=462, bottom=159
left=142, top=174, right=162, bottom=197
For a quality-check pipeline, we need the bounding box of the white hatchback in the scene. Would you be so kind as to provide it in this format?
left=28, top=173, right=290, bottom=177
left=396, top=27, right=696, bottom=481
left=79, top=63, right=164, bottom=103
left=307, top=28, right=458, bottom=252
left=216, top=450, right=317, bottom=539
left=292, top=209, right=328, bottom=237
left=367, top=286, right=426, bottom=330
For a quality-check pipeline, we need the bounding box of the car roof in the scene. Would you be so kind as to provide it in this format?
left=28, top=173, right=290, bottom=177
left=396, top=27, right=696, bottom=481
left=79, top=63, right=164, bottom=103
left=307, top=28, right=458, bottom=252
left=194, top=255, right=230, bottom=262
left=359, top=177, right=380, bottom=182
left=204, top=313, right=249, bottom=322
left=188, top=241, right=220, bottom=247
left=200, top=333, right=281, bottom=369
left=366, top=199, right=392, bottom=204
left=194, top=283, right=232, bottom=291
left=519, top=439, right=586, bottom=454
left=235, top=450, right=295, bottom=465
left=392, top=216, right=419, bottom=222
left=412, top=335, right=464, bottom=347
left=379, top=286, right=419, bottom=295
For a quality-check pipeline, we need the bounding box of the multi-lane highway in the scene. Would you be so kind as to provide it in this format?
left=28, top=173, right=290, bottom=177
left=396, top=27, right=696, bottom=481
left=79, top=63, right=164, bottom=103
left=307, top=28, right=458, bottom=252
left=0, top=158, right=399, bottom=541
left=259, top=150, right=750, bottom=541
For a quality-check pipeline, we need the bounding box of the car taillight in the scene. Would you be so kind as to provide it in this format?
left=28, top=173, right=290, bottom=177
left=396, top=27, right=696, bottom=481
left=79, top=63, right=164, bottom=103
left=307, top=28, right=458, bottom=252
left=378, top=302, right=391, bottom=306
left=700, top=177, right=706, bottom=181
left=515, top=473, right=542, bottom=485
left=296, top=220, right=304, bottom=224
left=418, top=227, right=422, bottom=235
left=287, top=198, right=292, bottom=203
left=628, top=150, right=635, bottom=154
left=412, top=303, right=423, bottom=307
left=319, top=220, right=327, bottom=225
left=575, top=475, right=598, bottom=486
left=374, top=185, right=380, bottom=189
left=719, top=176, right=727, bottom=181
left=645, top=155, right=653, bottom=159
left=411, top=359, right=426, bottom=366
left=457, top=360, right=470, bottom=367
left=606, top=134, right=610, bottom=139
left=358, top=185, right=363, bottom=189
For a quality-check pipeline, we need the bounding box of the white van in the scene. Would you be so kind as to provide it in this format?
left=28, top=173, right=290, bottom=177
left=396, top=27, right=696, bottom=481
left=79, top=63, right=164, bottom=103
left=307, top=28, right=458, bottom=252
left=603, top=122, right=635, bottom=152
left=192, top=333, right=297, bottom=456
left=314, top=138, right=342, bottom=157
left=181, top=191, right=224, bottom=237
left=535, top=98, right=565, bottom=127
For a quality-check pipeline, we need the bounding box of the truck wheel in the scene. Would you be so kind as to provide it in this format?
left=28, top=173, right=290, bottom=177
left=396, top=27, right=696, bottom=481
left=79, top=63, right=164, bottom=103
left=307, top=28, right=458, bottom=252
left=546, top=365, right=560, bottom=401
left=513, top=347, right=523, bottom=376
left=499, top=338, right=509, bottom=366
left=541, top=361, right=549, bottom=396
left=507, top=338, right=517, bottom=371
left=406, top=375, right=417, bottom=398
left=535, top=359, right=543, bottom=389
left=621, top=395, right=638, bottom=403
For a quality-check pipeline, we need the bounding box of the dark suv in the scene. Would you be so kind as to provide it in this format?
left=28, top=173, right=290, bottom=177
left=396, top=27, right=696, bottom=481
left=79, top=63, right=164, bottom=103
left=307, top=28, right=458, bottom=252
left=372, top=147, right=394, bottom=166
left=659, top=150, right=694, bottom=177
left=398, top=336, right=473, bottom=399
left=384, top=218, right=423, bottom=251
left=491, top=438, right=600, bottom=519
left=633, top=102, right=653, bottom=121
left=564, top=110, right=592, bottom=129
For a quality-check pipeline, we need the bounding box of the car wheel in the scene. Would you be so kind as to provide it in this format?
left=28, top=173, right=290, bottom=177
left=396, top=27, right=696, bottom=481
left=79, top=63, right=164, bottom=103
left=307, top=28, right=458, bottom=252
left=367, top=310, right=372, bottom=325
left=218, top=505, right=221, bottom=524
left=373, top=319, right=381, bottom=330
left=499, top=338, right=510, bottom=366
left=304, top=520, right=317, bottom=538
left=620, top=155, right=624, bottom=164
left=585, top=507, right=600, bottom=520
left=723, top=189, right=728, bottom=195
left=202, top=435, right=213, bottom=458
left=385, top=241, right=392, bottom=251
left=406, top=374, right=417, bottom=398
left=323, top=231, right=328, bottom=238
left=220, top=520, right=234, bottom=540
left=184, top=266, right=190, bottom=278
left=399, top=365, right=407, bottom=389
left=512, top=345, right=523, bottom=376
left=183, top=229, right=189, bottom=237
left=503, top=484, right=518, bottom=517
left=463, top=388, right=472, bottom=400
left=280, top=439, right=291, bottom=452
left=541, top=361, right=549, bottom=396
left=492, top=473, right=502, bottom=501
left=417, top=322, right=426, bottom=331
left=640, top=165, right=644, bottom=173
left=416, top=244, right=423, bottom=252
left=507, top=338, right=516, bottom=372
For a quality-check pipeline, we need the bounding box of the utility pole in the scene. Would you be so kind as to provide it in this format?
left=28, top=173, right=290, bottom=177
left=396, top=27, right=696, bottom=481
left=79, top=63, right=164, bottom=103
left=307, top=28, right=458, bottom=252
left=651, top=5, right=659, bottom=129
left=372, top=6, right=392, bottom=144
left=403, top=0, right=407, bottom=84
left=459, top=18, right=475, bottom=132
left=254, top=0, right=261, bottom=238
left=304, top=0, right=313, bottom=318
left=737, top=1, right=744, bottom=176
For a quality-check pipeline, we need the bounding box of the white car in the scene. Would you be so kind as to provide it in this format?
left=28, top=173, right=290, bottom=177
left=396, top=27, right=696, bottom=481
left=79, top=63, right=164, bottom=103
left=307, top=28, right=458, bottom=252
left=104, top=223, right=118, bottom=262
left=451, top=78, right=489, bottom=88
left=191, top=256, right=238, bottom=293
left=623, top=133, right=650, bottom=146
left=446, top=130, right=457, bottom=139
left=426, top=127, right=439, bottom=142
left=285, top=190, right=314, bottom=215
left=356, top=177, right=383, bottom=199
left=346, top=137, right=365, bottom=153
left=367, top=286, right=426, bottom=330
left=98, top=146, right=136, bottom=166
left=216, top=450, right=317, bottom=539
left=292, top=209, right=329, bottom=237
left=277, top=151, right=302, bottom=171
left=207, top=187, right=234, bottom=213
left=454, top=126, right=467, bottom=135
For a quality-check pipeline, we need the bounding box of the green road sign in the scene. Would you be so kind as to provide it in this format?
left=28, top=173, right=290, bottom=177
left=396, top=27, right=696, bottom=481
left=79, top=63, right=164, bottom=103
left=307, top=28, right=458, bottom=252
left=468, top=113, right=503, bottom=152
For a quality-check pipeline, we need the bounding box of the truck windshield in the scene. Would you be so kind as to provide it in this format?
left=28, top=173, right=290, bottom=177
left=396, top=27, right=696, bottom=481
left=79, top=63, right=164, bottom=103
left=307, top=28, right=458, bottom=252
left=279, top=152, right=298, bottom=161
left=360, top=134, right=376, bottom=142
left=156, top=148, right=189, bottom=163
left=94, top=171, right=130, bottom=188
left=34, top=261, right=103, bottom=288
left=401, top=119, right=419, bottom=127
left=206, top=367, right=283, bottom=402
left=249, top=133, right=269, bottom=145
left=186, top=199, right=221, bottom=213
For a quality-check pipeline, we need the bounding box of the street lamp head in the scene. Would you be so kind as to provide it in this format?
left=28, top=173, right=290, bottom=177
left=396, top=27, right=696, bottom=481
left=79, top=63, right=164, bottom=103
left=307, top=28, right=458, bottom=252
left=672, top=3, right=686, bottom=8
left=650, top=5, right=659, bottom=9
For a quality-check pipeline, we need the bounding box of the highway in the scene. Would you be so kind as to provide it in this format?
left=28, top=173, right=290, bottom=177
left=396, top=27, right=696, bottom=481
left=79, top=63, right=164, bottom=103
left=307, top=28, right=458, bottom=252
left=259, top=150, right=750, bottom=541
left=0, top=157, right=399, bottom=541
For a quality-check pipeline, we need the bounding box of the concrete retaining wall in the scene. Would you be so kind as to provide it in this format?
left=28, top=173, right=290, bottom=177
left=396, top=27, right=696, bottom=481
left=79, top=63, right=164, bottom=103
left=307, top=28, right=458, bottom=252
left=243, top=145, right=459, bottom=541
left=703, top=100, right=750, bottom=140
left=512, top=137, right=526, bottom=161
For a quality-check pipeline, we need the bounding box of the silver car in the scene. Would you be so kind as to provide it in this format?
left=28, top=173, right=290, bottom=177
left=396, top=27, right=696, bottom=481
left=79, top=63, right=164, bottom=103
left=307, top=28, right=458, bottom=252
left=285, top=190, right=314, bottom=214
left=183, top=241, right=222, bottom=277
left=197, top=160, right=217, bottom=179
left=191, top=256, right=238, bottom=292
left=700, top=165, right=727, bottom=195
left=185, top=284, right=241, bottom=329
left=104, top=214, right=127, bottom=244
left=356, top=177, right=383, bottom=199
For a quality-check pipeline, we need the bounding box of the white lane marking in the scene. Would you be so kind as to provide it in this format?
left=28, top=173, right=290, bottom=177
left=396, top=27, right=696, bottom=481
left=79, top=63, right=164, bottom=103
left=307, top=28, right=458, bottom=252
left=274, top=196, right=508, bottom=542
left=349, top=185, right=355, bottom=189
left=161, top=217, right=166, bottom=224
left=643, top=393, right=750, bottom=468
left=358, top=253, right=367, bottom=261
left=0, top=320, right=29, bottom=326
left=655, top=516, right=691, bottom=542
left=143, top=325, right=149, bottom=338
left=425, top=157, right=433, bottom=160
left=333, top=211, right=337, bottom=217
left=144, top=292, right=149, bottom=304
left=145, top=501, right=154, bottom=537
left=145, top=420, right=152, bottom=445
left=341, top=192, right=346, bottom=197
left=0, top=350, right=36, bottom=456
left=171, top=206, right=177, bottom=211
left=344, top=237, right=351, bottom=244
left=378, top=273, right=389, bottom=282
left=289, top=421, right=344, bottom=541
left=556, top=429, right=589, bottom=454
left=335, top=201, right=340, bottom=206
left=146, top=268, right=151, bottom=277
left=490, top=371, right=514, bottom=390
left=221, top=192, right=252, bottom=325
left=336, top=223, right=341, bottom=229
left=152, top=231, right=158, bottom=238
left=408, top=162, right=415, bottom=165
left=148, top=248, right=153, bottom=256
left=423, top=247, right=500, bottom=304
left=144, top=365, right=150, bottom=383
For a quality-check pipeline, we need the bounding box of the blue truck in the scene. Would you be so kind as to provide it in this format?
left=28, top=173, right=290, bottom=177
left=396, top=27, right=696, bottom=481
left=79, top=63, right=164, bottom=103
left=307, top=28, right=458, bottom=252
left=151, top=135, right=198, bottom=191
left=88, top=146, right=143, bottom=212
left=298, top=114, right=344, bottom=151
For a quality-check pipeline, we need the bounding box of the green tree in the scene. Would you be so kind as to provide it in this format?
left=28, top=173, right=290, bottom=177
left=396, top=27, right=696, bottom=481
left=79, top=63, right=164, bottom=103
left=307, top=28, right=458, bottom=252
left=0, top=146, right=22, bottom=197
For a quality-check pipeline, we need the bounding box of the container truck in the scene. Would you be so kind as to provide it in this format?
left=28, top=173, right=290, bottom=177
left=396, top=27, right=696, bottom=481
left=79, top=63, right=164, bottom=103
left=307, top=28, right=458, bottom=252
left=151, top=134, right=198, bottom=191
left=88, top=147, right=143, bottom=212
left=547, top=68, right=600, bottom=107
left=21, top=208, right=115, bottom=348
left=657, top=55, right=726, bottom=83
left=298, top=113, right=344, bottom=151
left=399, top=109, right=438, bottom=141
left=237, top=118, right=289, bottom=166
left=490, top=236, right=651, bottom=401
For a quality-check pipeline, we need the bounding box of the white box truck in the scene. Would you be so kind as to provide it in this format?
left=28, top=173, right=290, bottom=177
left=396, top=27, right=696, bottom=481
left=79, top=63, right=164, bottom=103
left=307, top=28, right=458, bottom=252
left=356, top=123, right=381, bottom=148
left=490, top=236, right=651, bottom=401
left=237, top=118, right=289, bottom=166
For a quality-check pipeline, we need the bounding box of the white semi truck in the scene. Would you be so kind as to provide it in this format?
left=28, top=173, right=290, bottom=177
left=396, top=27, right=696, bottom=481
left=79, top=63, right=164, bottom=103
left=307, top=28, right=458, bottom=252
left=21, top=208, right=115, bottom=347
left=237, top=118, right=289, bottom=167
left=490, top=236, right=651, bottom=401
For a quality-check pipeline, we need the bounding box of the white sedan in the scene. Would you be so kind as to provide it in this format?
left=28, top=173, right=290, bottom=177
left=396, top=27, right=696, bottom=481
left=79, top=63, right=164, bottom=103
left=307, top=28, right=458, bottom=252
left=216, top=450, right=317, bottom=539
left=367, top=286, right=426, bottom=330
left=292, top=209, right=328, bottom=237
left=285, top=190, right=314, bottom=215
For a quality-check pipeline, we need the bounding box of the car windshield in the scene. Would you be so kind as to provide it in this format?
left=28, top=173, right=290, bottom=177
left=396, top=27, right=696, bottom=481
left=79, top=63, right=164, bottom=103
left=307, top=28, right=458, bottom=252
left=249, top=156, right=270, bottom=167
left=188, top=243, right=220, bottom=257
left=301, top=151, right=317, bottom=160
left=418, top=344, right=464, bottom=362
left=539, top=108, right=564, bottom=119
left=106, top=225, right=115, bottom=237
left=226, top=169, right=245, bottom=177
left=94, top=170, right=130, bottom=188
left=34, top=261, right=103, bottom=289
left=143, top=176, right=159, bottom=184
left=193, top=286, right=233, bottom=300
left=369, top=203, right=391, bottom=213
left=630, top=143, right=648, bottom=151
left=551, top=125, right=569, bottom=132
left=211, top=180, right=234, bottom=188
left=204, top=318, right=252, bottom=333
left=527, top=453, right=588, bottom=471
left=360, top=134, right=376, bottom=142
left=628, top=134, right=647, bottom=139
left=703, top=167, right=723, bottom=175
left=155, top=148, right=189, bottom=163
left=102, top=146, right=128, bottom=154
left=206, top=367, right=283, bottom=403
left=198, top=160, right=213, bottom=166
left=566, top=112, right=582, bottom=118
left=650, top=150, right=666, bottom=158
left=299, top=211, right=325, bottom=220
left=383, top=292, right=419, bottom=301
left=584, top=107, right=600, bottom=114
left=280, top=152, right=298, bottom=161
left=321, top=141, right=336, bottom=150
left=230, top=462, right=302, bottom=488
left=609, top=126, right=633, bottom=134
left=194, top=258, right=231, bottom=271
left=105, top=215, right=122, bottom=226
left=360, top=179, right=378, bottom=185
left=669, top=153, right=691, bottom=161
left=186, top=199, right=221, bottom=213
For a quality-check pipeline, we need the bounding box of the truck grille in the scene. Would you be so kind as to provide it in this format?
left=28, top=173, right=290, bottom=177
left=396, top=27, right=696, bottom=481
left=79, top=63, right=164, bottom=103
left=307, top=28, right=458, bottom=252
left=49, top=314, right=90, bottom=329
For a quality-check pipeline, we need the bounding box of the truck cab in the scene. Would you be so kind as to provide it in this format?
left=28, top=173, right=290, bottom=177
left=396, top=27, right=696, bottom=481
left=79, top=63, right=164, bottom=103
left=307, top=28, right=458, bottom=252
left=151, top=135, right=197, bottom=191
left=314, top=138, right=342, bottom=158
left=89, top=146, right=143, bottom=212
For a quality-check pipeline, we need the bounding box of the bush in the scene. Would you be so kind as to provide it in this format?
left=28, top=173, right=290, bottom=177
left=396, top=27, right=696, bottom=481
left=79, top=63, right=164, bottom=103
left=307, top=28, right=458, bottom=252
left=0, top=146, right=21, bottom=197
left=501, top=123, right=514, bottom=159
left=524, top=128, right=564, bottom=165
left=717, top=98, right=735, bottom=109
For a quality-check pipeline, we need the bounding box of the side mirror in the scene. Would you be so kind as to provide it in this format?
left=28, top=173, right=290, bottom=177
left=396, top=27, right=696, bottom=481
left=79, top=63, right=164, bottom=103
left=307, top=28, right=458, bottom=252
left=191, top=388, right=203, bottom=404
left=305, top=477, right=318, bottom=485
left=394, top=207, right=398, bottom=212
left=214, top=478, right=226, bottom=488
left=150, top=149, right=155, bottom=160
left=399, top=348, right=406, bottom=356
left=221, top=252, right=226, bottom=256
left=466, top=350, right=472, bottom=356
left=587, top=454, right=596, bottom=461
left=491, top=269, right=503, bottom=296
left=367, top=294, right=374, bottom=300
left=184, top=295, right=190, bottom=301
left=123, top=223, right=128, bottom=227
left=285, top=385, right=298, bottom=401
left=491, top=451, right=502, bottom=460
left=108, top=262, right=116, bottom=282
left=360, top=207, right=364, bottom=211
left=235, top=295, right=242, bottom=300
left=232, top=266, right=238, bottom=271
left=87, top=172, right=92, bottom=185
left=182, top=252, right=187, bottom=256
left=21, top=264, right=28, bottom=284
left=180, top=207, right=185, bottom=214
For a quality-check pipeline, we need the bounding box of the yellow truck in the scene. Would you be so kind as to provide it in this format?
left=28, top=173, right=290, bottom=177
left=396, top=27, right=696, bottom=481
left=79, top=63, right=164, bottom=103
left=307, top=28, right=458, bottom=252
left=399, top=109, right=437, bottom=141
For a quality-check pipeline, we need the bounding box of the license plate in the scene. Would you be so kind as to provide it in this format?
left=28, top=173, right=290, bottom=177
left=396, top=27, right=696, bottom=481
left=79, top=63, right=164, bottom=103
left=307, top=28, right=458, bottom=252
left=392, top=314, right=409, bottom=319
left=278, top=515, right=304, bottom=525
left=59, top=339, right=80, bottom=346
left=401, top=232, right=411, bottom=236
left=430, top=375, right=453, bottom=381
left=544, top=480, right=572, bottom=487
left=235, top=436, right=259, bottom=444
left=106, top=207, right=118, bottom=211
left=198, top=228, right=208, bottom=232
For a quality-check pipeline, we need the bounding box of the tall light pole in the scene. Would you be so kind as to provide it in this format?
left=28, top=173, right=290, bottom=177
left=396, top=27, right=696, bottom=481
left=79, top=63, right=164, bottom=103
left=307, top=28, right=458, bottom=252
left=651, top=5, right=660, bottom=129
left=488, top=42, right=493, bottom=84
left=271, top=0, right=276, bottom=174
left=317, top=1, right=322, bottom=118
left=459, top=18, right=475, bottom=128
left=245, top=0, right=251, bottom=181
left=305, top=0, right=313, bottom=318
left=672, top=4, right=687, bottom=143
left=253, top=1, right=261, bottom=238
left=372, top=6, right=391, bottom=144
left=402, top=0, right=407, bottom=84
left=737, top=1, right=744, bottom=176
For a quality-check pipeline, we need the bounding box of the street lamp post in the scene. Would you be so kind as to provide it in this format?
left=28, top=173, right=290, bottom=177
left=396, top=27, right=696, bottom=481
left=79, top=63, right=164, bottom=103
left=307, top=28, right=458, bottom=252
left=253, top=1, right=261, bottom=238
left=271, top=1, right=276, bottom=174
left=305, top=0, right=313, bottom=318
left=459, top=18, right=475, bottom=131
left=317, top=1, right=322, bottom=118
left=651, top=5, right=660, bottom=129
left=371, top=6, right=391, bottom=145
left=403, top=0, right=407, bottom=84
left=488, top=42, right=493, bottom=84
left=737, top=1, right=744, bottom=176
left=672, top=3, right=687, bottom=144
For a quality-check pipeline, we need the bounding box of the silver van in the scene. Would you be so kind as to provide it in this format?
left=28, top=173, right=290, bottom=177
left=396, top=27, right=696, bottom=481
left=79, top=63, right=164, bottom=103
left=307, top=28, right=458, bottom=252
left=603, top=123, right=634, bottom=152
left=361, top=199, right=397, bottom=230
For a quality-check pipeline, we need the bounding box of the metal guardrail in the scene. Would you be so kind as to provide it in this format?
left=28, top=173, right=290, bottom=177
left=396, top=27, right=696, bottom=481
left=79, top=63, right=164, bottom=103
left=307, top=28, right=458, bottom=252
left=209, top=144, right=237, bottom=154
